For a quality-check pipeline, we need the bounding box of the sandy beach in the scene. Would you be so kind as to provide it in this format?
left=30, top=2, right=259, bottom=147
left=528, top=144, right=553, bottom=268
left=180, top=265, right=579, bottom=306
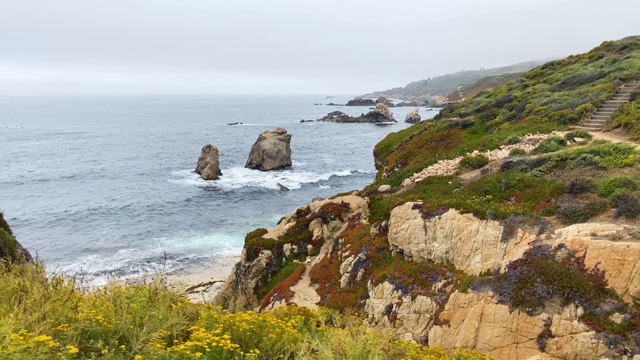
left=166, top=255, right=240, bottom=302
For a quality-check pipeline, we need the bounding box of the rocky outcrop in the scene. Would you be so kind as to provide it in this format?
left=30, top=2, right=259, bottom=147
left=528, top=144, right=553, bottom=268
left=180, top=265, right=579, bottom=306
left=214, top=195, right=368, bottom=311
left=396, top=99, right=429, bottom=107
left=0, top=213, right=32, bottom=264
left=195, top=144, right=222, bottom=180
left=405, top=109, right=421, bottom=123
left=215, top=250, right=275, bottom=312
left=345, top=97, right=376, bottom=106
left=365, top=281, right=439, bottom=342
left=319, top=105, right=397, bottom=124
left=376, top=96, right=394, bottom=107
left=554, top=223, right=640, bottom=305
left=388, top=205, right=536, bottom=275
left=245, top=127, right=292, bottom=171
left=429, top=291, right=608, bottom=360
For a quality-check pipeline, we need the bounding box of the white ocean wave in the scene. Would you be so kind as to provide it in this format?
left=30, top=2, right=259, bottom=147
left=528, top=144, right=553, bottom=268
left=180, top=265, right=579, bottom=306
left=51, top=232, right=244, bottom=286
left=169, top=167, right=358, bottom=190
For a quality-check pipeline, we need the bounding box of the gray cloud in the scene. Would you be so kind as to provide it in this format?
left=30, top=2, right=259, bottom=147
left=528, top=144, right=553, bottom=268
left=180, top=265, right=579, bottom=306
left=0, top=0, right=638, bottom=94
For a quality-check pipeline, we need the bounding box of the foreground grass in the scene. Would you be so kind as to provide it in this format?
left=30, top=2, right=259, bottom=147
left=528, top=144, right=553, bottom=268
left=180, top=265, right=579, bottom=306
left=0, top=263, right=492, bottom=360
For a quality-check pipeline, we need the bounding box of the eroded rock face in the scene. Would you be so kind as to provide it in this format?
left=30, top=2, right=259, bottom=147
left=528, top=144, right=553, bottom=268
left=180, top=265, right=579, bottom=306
left=429, top=291, right=607, bottom=360
left=365, top=281, right=438, bottom=342
left=195, top=144, right=222, bottom=180
left=405, top=109, right=421, bottom=124
left=0, top=213, right=32, bottom=264
left=214, top=250, right=275, bottom=312
left=214, top=195, right=368, bottom=311
left=554, top=223, right=640, bottom=305
left=388, top=205, right=536, bottom=275
left=245, top=127, right=292, bottom=171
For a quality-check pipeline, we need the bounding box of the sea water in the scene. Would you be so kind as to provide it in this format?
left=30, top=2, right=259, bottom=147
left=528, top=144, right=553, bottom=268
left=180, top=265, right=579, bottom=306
left=0, top=94, right=437, bottom=284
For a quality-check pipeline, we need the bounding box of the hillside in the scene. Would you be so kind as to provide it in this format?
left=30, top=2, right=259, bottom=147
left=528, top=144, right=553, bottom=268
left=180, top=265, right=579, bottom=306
left=3, top=36, right=640, bottom=360
left=445, top=73, right=522, bottom=102
left=365, top=60, right=546, bottom=99
left=216, top=36, right=640, bottom=360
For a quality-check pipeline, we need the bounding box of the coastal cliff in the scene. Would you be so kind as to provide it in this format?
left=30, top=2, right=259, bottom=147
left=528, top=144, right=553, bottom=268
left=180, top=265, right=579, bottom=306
left=214, top=36, right=640, bottom=360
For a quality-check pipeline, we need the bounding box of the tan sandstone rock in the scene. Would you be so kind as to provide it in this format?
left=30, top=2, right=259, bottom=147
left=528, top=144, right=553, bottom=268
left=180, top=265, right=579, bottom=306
left=388, top=204, right=536, bottom=275
left=554, top=223, right=640, bottom=305
left=365, top=281, right=438, bottom=342
left=429, top=291, right=607, bottom=360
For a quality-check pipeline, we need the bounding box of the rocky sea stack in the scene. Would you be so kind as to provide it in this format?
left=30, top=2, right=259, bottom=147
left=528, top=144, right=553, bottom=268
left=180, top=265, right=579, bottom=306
left=195, top=144, right=222, bottom=180
left=245, top=127, right=292, bottom=171
left=405, top=109, right=421, bottom=123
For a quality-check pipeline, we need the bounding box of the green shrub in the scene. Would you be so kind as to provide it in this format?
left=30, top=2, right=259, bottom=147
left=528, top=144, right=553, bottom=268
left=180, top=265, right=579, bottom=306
left=611, top=193, right=640, bottom=219
left=532, top=136, right=567, bottom=154
left=557, top=199, right=608, bottom=224
left=508, top=148, right=526, bottom=157
left=459, top=154, right=490, bottom=171
left=504, top=136, right=522, bottom=145
left=495, top=245, right=612, bottom=315
left=566, top=178, right=596, bottom=195
left=597, top=176, right=639, bottom=197
left=564, top=130, right=593, bottom=142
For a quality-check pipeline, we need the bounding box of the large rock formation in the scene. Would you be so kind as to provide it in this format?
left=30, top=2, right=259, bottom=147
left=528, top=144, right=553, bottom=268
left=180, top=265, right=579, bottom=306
left=195, top=144, right=222, bottom=180
left=388, top=205, right=536, bottom=275
left=376, top=96, right=394, bottom=107
left=345, top=97, right=376, bottom=106
left=245, top=128, right=292, bottom=171
left=405, top=109, right=421, bottom=123
left=319, top=103, right=396, bottom=124
left=0, top=213, right=32, bottom=264
left=215, top=195, right=368, bottom=311
left=429, top=291, right=608, bottom=360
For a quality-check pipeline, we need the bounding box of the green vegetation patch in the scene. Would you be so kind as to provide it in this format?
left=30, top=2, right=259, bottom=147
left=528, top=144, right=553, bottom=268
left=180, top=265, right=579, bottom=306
left=258, top=262, right=305, bottom=309
left=532, top=136, right=567, bottom=154
left=494, top=244, right=613, bottom=314
left=459, top=154, right=489, bottom=171
left=609, top=91, right=640, bottom=139
left=369, top=172, right=564, bottom=223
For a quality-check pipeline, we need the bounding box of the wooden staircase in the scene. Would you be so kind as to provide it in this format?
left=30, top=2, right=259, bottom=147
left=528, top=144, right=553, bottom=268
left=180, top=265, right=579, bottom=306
left=580, top=81, right=640, bottom=131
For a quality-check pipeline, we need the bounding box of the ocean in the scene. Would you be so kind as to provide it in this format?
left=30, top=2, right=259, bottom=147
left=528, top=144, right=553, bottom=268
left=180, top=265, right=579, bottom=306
left=0, top=94, right=438, bottom=285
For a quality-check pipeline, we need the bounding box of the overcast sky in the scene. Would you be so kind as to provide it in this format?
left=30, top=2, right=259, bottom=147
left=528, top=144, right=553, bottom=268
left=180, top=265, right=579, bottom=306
left=0, top=0, right=638, bottom=94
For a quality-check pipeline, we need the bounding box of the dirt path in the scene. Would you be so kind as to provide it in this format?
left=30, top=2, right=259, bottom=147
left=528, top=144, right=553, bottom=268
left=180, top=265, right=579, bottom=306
left=289, top=264, right=320, bottom=308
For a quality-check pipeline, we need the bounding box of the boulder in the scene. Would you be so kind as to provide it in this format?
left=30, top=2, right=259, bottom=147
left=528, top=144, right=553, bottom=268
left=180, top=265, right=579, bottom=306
left=345, top=97, right=376, bottom=106
left=377, top=184, right=392, bottom=193
left=245, top=127, right=292, bottom=171
left=0, top=213, right=32, bottom=264
left=405, top=109, right=421, bottom=124
left=195, top=144, right=222, bottom=180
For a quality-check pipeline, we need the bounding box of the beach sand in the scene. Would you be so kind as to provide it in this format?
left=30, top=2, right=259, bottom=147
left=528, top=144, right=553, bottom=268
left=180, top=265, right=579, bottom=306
left=166, top=255, right=240, bottom=303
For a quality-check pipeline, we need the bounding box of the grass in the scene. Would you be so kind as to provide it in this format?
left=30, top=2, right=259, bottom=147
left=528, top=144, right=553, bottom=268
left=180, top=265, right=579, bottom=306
left=0, top=262, right=493, bottom=360
left=368, top=172, right=564, bottom=223
left=373, top=36, right=640, bottom=188
left=257, top=262, right=305, bottom=308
